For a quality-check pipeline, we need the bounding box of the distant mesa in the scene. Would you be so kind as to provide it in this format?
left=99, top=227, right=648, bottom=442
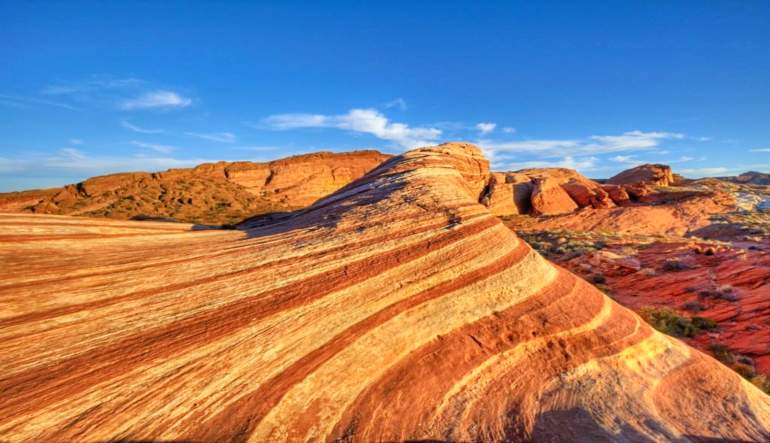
left=0, top=150, right=390, bottom=225
left=722, top=170, right=770, bottom=186
left=1, top=142, right=769, bottom=441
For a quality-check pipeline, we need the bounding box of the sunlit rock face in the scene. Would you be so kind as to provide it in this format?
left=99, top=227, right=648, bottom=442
left=1, top=142, right=769, bottom=442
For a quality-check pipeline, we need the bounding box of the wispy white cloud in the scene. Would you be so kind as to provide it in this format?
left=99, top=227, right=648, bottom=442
left=185, top=131, right=236, bottom=143
left=57, top=148, right=87, bottom=160
left=69, top=139, right=83, bottom=145
left=119, top=90, right=192, bottom=110
left=611, top=155, right=643, bottom=165
left=262, top=108, right=441, bottom=149
left=611, top=154, right=696, bottom=167
left=476, top=122, right=496, bottom=135
left=750, top=148, right=770, bottom=153
left=383, top=98, right=407, bottom=111
left=502, top=127, right=516, bottom=134
left=130, top=141, right=178, bottom=154
left=232, top=145, right=281, bottom=151
left=481, top=130, right=685, bottom=159
left=121, top=119, right=164, bottom=134
left=42, top=77, right=144, bottom=96
left=0, top=148, right=212, bottom=179
left=509, top=156, right=598, bottom=171
left=0, top=93, right=80, bottom=111
left=678, top=167, right=729, bottom=176
left=587, top=130, right=684, bottom=152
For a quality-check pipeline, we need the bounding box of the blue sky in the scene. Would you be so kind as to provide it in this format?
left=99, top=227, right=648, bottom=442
left=1, top=1, right=769, bottom=191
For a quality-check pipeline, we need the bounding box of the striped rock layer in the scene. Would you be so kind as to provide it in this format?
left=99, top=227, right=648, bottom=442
left=1, top=142, right=769, bottom=442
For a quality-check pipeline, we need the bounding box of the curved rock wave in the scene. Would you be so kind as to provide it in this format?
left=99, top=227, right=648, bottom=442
left=1, top=142, right=769, bottom=442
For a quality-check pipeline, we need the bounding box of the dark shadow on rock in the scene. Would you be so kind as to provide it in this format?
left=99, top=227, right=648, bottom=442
left=530, top=408, right=660, bottom=442
left=682, top=438, right=759, bottom=443
left=530, top=408, right=766, bottom=443
left=102, top=440, right=199, bottom=443
left=230, top=176, right=408, bottom=239
left=130, top=215, right=180, bottom=223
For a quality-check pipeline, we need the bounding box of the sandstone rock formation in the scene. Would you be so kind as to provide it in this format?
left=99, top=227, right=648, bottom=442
left=2, top=143, right=770, bottom=442
left=0, top=150, right=390, bottom=225
left=481, top=168, right=617, bottom=216
left=607, top=163, right=675, bottom=187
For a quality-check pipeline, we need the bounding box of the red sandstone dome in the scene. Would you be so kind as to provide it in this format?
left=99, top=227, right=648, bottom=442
left=1, top=142, right=768, bottom=441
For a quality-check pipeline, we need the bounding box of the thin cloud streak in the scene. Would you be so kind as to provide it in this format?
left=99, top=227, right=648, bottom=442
left=0, top=93, right=80, bottom=111
left=130, top=141, right=178, bottom=154
left=121, top=119, right=164, bottom=134
left=119, top=90, right=192, bottom=110
left=0, top=148, right=215, bottom=179
left=42, top=77, right=144, bottom=96
left=507, top=156, right=598, bottom=171
left=480, top=130, right=686, bottom=159
left=383, top=98, right=408, bottom=111
left=185, top=132, right=237, bottom=143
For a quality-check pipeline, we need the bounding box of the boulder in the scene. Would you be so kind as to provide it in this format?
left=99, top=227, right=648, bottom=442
left=561, top=180, right=615, bottom=209
left=530, top=177, right=579, bottom=215
left=602, top=184, right=631, bottom=206
left=607, top=163, right=674, bottom=187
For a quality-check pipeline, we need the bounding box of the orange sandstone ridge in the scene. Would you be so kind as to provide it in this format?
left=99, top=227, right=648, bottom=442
left=1, top=142, right=770, bottom=442
left=0, top=150, right=390, bottom=225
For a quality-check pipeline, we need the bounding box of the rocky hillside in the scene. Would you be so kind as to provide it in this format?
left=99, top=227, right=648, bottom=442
left=0, top=150, right=390, bottom=225
left=721, top=171, right=770, bottom=186
left=2, top=143, right=769, bottom=442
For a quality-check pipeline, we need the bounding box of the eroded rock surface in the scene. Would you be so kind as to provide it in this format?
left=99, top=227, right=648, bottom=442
left=1, top=143, right=769, bottom=442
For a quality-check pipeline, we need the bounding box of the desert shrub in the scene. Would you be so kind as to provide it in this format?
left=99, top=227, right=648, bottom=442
left=690, top=316, right=718, bottom=331
left=751, top=375, right=770, bottom=394
left=660, top=258, right=691, bottom=272
left=698, top=285, right=740, bottom=302
left=591, top=274, right=607, bottom=284
left=595, top=284, right=613, bottom=297
left=731, top=361, right=754, bottom=379
left=708, top=343, right=735, bottom=364
left=681, top=300, right=705, bottom=312
left=640, top=307, right=716, bottom=338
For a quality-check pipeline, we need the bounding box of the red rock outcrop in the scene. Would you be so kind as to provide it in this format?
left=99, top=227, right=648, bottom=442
left=481, top=168, right=616, bottom=216
left=480, top=172, right=519, bottom=216
left=530, top=177, right=580, bottom=215
left=0, top=150, right=390, bottom=224
left=2, top=142, right=769, bottom=442
left=602, top=183, right=632, bottom=205
left=608, top=163, right=675, bottom=187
